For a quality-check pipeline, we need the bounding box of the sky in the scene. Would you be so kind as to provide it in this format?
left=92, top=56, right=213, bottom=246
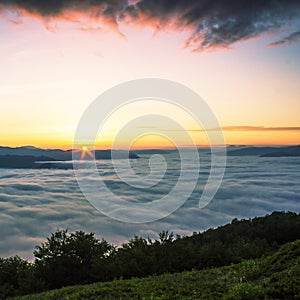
left=0, top=0, right=300, bottom=149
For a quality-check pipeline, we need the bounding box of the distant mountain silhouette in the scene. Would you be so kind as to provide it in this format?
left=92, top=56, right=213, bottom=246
left=0, top=146, right=139, bottom=169
left=260, top=145, right=300, bottom=157
left=227, top=145, right=300, bottom=157
left=0, top=155, right=56, bottom=169
left=0, top=146, right=71, bottom=160
left=135, top=149, right=173, bottom=155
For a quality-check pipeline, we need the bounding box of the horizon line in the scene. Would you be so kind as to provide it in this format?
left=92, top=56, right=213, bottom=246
left=1, top=143, right=299, bottom=151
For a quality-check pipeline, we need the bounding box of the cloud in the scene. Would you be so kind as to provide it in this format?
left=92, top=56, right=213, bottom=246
left=221, top=126, right=300, bottom=132
left=131, top=0, right=300, bottom=51
left=269, top=30, right=300, bottom=46
left=0, top=0, right=126, bottom=17
left=0, top=153, right=299, bottom=260
left=0, top=0, right=299, bottom=50
left=0, top=0, right=127, bottom=34
left=164, top=126, right=300, bottom=133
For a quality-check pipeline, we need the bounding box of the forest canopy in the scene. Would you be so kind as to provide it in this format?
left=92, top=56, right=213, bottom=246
left=1, top=211, right=300, bottom=298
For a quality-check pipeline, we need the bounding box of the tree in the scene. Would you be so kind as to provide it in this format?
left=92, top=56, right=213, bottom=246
left=158, top=231, right=174, bottom=244
left=0, top=256, right=42, bottom=299
left=34, top=229, right=113, bottom=289
left=113, top=236, right=154, bottom=278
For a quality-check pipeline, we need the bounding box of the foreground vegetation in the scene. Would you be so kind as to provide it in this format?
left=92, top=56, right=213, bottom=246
left=12, top=239, right=300, bottom=299
left=1, top=211, right=300, bottom=299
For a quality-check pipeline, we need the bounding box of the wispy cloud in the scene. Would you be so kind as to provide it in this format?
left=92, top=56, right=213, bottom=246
left=164, top=126, right=300, bottom=132
left=221, top=126, right=300, bottom=132
left=1, top=0, right=299, bottom=50
left=268, top=30, right=300, bottom=46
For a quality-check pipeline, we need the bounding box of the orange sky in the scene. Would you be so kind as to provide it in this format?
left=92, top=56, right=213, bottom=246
left=0, top=5, right=299, bottom=149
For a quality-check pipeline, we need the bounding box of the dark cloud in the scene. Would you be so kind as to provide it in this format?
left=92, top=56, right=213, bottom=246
left=0, top=0, right=128, bottom=33
left=131, top=0, right=300, bottom=50
left=0, top=0, right=126, bottom=17
left=269, top=30, right=300, bottom=46
left=1, top=0, right=300, bottom=50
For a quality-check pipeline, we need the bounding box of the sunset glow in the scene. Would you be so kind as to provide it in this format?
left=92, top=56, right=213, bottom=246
left=80, top=146, right=94, bottom=160
left=0, top=1, right=299, bottom=149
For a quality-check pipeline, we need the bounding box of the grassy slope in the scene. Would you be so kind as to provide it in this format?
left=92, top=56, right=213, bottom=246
left=13, top=240, right=300, bottom=300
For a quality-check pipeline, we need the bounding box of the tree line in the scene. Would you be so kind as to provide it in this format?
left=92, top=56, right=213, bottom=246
left=1, top=211, right=300, bottom=298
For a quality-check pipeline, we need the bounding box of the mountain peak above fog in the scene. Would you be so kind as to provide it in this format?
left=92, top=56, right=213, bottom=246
left=0, top=146, right=140, bottom=169
left=0, top=146, right=71, bottom=160
left=227, top=145, right=300, bottom=157
left=20, top=146, right=42, bottom=150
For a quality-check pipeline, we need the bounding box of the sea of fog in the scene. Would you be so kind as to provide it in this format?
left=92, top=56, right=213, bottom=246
left=0, top=150, right=299, bottom=259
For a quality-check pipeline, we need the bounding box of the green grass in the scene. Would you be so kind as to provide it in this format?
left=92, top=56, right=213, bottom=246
left=12, top=240, right=300, bottom=300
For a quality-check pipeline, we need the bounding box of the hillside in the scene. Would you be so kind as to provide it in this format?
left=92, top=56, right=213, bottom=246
left=1, top=212, right=299, bottom=299
left=12, top=239, right=300, bottom=300
left=227, top=145, right=300, bottom=157
left=0, top=155, right=55, bottom=168
left=0, top=146, right=139, bottom=168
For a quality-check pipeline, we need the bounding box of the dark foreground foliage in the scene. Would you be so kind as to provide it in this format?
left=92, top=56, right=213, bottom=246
left=12, top=239, right=300, bottom=300
left=1, top=211, right=300, bottom=299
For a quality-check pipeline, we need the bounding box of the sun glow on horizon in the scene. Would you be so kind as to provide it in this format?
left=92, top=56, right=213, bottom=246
left=72, top=145, right=95, bottom=160
left=0, top=8, right=299, bottom=149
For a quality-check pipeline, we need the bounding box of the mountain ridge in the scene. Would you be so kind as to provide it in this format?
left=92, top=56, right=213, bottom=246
left=0, top=146, right=139, bottom=168
left=227, top=145, right=300, bottom=157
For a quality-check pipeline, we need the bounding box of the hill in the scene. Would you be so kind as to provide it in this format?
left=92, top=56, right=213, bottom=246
left=12, top=239, right=300, bottom=300
left=0, top=146, right=139, bottom=169
left=0, top=155, right=56, bottom=168
left=0, top=146, right=71, bottom=160
left=1, top=211, right=299, bottom=299
left=227, top=145, right=300, bottom=157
